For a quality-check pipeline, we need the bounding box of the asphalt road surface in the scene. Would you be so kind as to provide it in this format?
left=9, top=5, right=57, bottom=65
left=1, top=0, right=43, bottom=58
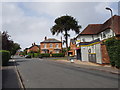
left=14, top=57, right=119, bottom=88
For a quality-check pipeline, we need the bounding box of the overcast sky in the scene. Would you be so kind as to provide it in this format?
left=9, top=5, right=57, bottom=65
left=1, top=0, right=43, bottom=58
left=1, top=1, right=119, bottom=50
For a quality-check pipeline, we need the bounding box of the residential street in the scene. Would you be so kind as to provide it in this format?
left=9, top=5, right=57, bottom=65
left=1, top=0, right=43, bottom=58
left=14, top=56, right=119, bottom=88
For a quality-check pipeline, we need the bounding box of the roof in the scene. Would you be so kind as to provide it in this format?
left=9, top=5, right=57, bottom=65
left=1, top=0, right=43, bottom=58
left=29, top=45, right=40, bottom=49
left=41, top=38, right=62, bottom=43
left=100, top=15, right=120, bottom=35
left=80, top=24, right=102, bottom=35
left=79, top=15, right=120, bottom=35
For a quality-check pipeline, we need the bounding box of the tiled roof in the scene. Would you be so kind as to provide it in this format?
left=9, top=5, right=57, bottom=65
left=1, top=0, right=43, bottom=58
left=29, top=45, right=40, bottom=49
left=80, top=24, right=102, bottom=35
left=41, top=38, right=61, bottom=43
left=79, top=15, right=120, bottom=35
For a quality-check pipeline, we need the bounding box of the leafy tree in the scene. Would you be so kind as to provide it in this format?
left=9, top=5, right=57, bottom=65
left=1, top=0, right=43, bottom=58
left=10, top=43, right=21, bottom=55
left=51, top=15, right=81, bottom=58
left=23, top=48, right=29, bottom=55
left=2, top=31, right=13, bottom=51
left=2, top=31, right=21, bottom=56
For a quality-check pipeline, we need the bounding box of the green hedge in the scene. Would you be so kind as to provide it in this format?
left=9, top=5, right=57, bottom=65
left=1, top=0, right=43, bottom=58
left=0, top=50, right=10, bottom=66
left=52, top=53, right=65, bottom=57
left=40, top=53, right=50, bottom=57
left=27, top=53, right=40, bottom=58
left=104, top=37, right=120, bottom=69
left=34, top=53, right=40, bottom=58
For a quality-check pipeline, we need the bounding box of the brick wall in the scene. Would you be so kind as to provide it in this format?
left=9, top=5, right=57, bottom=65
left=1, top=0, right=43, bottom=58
left=40, top=43, right=62, bottom=54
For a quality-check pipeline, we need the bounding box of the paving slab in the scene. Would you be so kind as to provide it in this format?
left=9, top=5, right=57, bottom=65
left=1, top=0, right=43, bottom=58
left=2, top=60, right=21, bottom=89
left=53, top=60, right=119, bottom=74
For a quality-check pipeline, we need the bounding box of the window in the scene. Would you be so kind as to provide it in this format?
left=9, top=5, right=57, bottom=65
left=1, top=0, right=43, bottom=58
left=56, top=44, right=59, bottom=48
left=50, top=44, right=53, bottom=48
left=103, top=33, right=106, bottom=38
left=56, top=50, right=59, bottom=53
left=101, top=33, right=102, bottom=39
left=82, top=38, right=85, bottom=42
left=44, top=44, right=46, bottom=48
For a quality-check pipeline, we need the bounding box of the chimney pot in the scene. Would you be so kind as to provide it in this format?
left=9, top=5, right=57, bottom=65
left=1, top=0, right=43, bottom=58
left=45, top=36, right=47, bottom=40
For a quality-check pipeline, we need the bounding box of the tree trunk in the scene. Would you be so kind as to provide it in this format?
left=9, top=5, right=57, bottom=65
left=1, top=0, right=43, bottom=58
left=65, top=30, right=69, bottom=60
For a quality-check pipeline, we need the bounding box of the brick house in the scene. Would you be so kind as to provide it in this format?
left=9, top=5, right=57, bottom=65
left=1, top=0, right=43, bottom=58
left=27, top=43, right=40, bottom=53
left=68, top=39, right=77, bottom=56
left=76, top=15, right=120, bottom=64
left=40, top=37, right=62, bottom=54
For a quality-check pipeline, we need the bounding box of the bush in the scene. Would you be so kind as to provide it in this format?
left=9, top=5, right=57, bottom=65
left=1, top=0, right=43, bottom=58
left=27, top=53, right=40, bottom=58
left=52, top=53, right=65, bottom=57
left=34, top=53, right=40, bottom=58
left=0, top=50, right=10, bottom=66
left=27, top=53, right=32, bottom=56
left=104, top=37, right=120, bottom=68
left=40, top=53, right=50, bottom=57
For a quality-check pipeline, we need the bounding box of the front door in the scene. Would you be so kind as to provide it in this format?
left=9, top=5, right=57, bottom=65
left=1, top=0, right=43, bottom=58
left=76, top=49, right=81, bottom=60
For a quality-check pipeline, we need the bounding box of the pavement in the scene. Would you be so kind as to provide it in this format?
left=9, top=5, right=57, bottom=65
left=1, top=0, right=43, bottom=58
left=2, top=60, right=21, bottom=89
left=52, top=59, right=120, bottom=74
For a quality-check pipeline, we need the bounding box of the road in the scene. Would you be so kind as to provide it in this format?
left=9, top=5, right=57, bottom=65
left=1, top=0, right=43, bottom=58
left=14, top=56, right=119, bottom=88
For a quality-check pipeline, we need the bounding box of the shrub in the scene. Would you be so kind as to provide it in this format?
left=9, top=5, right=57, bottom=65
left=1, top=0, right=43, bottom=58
left=0, top=50, right=10, bottom=66
left=52, top=53, right=65, bottom=57
left=34, top=53, right=40, bottom=58
left=40, top=53, right=50, bottom=57
left=104, top=37, right=120, bottom=68
left=27, top=53, right=32, bottom=56
left=27, top=53, right=40, bottom=58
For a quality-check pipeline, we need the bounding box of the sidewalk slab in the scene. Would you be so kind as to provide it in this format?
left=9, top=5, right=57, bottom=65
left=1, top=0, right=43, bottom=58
left=54, top=60, right=119, bottom=74
left=2, top=61, right=21, bottom=89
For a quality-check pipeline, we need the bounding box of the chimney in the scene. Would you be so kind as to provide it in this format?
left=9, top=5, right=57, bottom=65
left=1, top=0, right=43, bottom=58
left=45, top=36, right=47, bottom=40
left=34, top=42, right=36, bottom=45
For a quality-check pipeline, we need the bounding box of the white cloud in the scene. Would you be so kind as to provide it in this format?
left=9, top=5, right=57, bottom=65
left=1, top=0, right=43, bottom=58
left=2, top=2, right=118, bottom=50
left=1, top=0, right=119, bottom=2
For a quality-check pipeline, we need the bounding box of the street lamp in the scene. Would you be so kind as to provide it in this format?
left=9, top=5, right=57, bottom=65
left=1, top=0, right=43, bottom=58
left=106, top=7, right=113, bottom=17
left=105, top=7, right=114, bottom=37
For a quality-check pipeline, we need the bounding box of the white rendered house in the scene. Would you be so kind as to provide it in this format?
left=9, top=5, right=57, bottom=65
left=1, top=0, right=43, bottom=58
left=76, top=15, right=120, bottom=64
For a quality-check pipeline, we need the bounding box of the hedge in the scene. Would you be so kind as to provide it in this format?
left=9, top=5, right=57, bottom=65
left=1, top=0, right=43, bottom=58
left=27, top=53, right=40, bottom=58
left=0, top=50, right=10, bottom=66
left=34, top=53, right=40, bottom=58
left=104, top=37, right=120, bottom=69
left=52, top=53, right=65, bottom=57
left=40, top=53, right=50, bottom=57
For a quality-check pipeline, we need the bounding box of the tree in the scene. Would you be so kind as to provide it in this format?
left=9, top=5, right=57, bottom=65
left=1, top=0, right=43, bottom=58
left=51, top=15, right=81, bottom=58
left=2, top=31, right=21, bottom=55
left=10, top=43, right=21, bottom=55
left=2, top=31, right=13, bottom=51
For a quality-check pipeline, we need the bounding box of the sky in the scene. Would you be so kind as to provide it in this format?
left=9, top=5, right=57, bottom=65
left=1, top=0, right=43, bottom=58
left=1, top=0, right=119, bottom=50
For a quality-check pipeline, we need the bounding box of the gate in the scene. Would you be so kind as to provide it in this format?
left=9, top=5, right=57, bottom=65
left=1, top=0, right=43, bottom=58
left=88, top=54, right=96, bottom=63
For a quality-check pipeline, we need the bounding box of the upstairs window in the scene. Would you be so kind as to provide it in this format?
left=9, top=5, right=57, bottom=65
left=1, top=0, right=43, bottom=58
left=82, top=38, right=86, bottom=42
left=50, top=44, right=53, bottom=48
left=44, top=44, right=47, bottom=48
left=56, top=44, right=59, bottom=48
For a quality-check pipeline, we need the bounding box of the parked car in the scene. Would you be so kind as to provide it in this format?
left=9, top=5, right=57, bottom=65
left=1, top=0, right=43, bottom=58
left=20, top=55, right=23, bottom=57
left=39, top=55, right=43, bottom=58
left=25, top=55, right=31, bottom=58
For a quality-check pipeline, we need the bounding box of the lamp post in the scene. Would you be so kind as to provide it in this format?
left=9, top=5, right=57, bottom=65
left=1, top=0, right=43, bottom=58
left=105, top=7, right=114, bottom=37
left=106, top=7, right=113, bottom=17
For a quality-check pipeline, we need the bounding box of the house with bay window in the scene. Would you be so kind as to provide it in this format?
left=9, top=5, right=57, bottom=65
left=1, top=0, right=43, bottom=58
left=40, top=37, right=62, bottom=54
